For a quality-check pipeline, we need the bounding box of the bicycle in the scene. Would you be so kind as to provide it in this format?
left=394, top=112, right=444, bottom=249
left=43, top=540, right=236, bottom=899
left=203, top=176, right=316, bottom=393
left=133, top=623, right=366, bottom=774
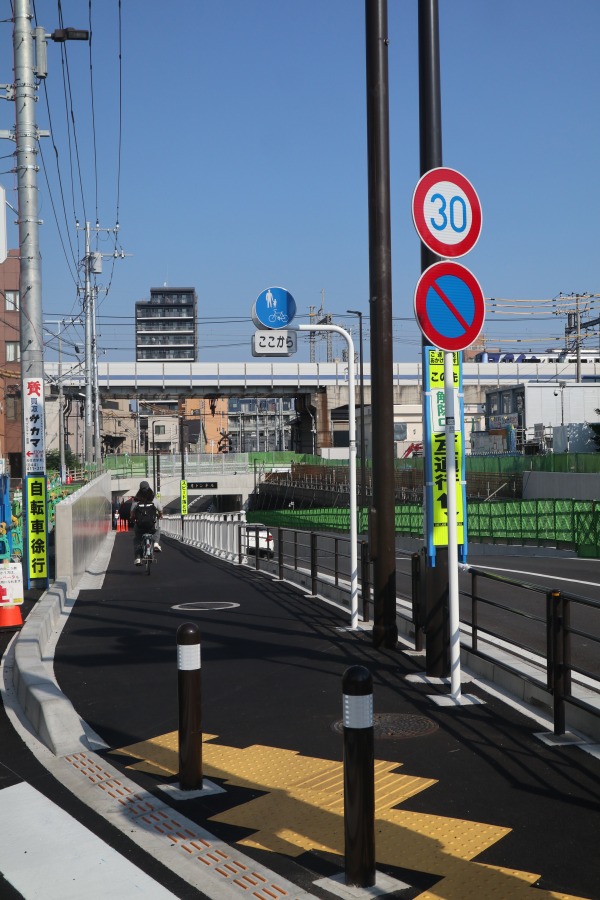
left=141, top=532, right=155, bottom=575
left=268, top=310, right=288, bottom=325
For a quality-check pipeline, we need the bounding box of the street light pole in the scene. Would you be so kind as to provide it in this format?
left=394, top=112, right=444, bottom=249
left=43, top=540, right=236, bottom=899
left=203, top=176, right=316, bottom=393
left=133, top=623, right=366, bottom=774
left=347, top=310, right=367, bottom=520
left=300, top=323, right=359, bottom=629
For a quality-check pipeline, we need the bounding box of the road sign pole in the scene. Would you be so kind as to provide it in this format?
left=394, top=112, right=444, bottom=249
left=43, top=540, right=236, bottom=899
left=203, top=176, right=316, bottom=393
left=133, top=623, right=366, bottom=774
left=418, top=0, right=449, bottom=677
left=444, top=351, right=461, bottom=700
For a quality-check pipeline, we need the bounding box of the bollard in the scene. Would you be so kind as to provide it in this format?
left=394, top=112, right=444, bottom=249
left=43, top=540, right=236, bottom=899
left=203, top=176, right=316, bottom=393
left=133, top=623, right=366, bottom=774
left=177, top=622, right=203, bottom=790
left=278, top=526, right=284, bottom=580
left=360, top=540, right=371, bottom=623
left=343, top=665, right=375, bottom=888
left=550, top=591, right=566, bottom=736
left=411, top=552, right=423, bottom=652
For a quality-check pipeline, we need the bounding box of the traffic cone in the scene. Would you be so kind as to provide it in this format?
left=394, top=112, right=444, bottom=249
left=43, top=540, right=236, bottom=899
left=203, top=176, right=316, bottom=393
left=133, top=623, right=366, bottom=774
left=0, top=587, right=22, bottom=631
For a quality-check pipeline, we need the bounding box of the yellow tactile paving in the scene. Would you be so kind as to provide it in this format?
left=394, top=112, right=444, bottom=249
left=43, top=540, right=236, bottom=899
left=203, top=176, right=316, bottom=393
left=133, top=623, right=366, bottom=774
left=114, top=733, right=590, bottom=900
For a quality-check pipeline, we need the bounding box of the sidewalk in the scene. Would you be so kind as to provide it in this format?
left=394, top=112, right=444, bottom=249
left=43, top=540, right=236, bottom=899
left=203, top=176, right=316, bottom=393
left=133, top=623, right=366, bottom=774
left=5, top=530, right=600, bottom=899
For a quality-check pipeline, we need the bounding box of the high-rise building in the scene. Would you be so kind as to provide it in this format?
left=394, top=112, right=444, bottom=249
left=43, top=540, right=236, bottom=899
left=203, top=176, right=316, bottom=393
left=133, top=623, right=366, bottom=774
left=135, top=287, right=197, bottom=362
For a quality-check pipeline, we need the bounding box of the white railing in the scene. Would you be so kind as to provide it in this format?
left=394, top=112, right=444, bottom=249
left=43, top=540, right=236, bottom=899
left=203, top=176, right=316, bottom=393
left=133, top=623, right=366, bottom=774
left=161, top=511, right=246, bottom=562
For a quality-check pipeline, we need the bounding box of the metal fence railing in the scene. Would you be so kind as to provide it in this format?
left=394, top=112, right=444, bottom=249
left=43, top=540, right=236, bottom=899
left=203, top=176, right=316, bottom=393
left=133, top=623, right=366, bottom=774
left=162, top=512, right=600, bottom=739
left=249, top=499, right=600, bottom=558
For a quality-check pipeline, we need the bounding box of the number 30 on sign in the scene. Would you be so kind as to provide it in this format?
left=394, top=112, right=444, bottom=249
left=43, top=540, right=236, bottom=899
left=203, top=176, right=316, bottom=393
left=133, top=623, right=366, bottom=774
left=412, top=167, right=482, bottom=259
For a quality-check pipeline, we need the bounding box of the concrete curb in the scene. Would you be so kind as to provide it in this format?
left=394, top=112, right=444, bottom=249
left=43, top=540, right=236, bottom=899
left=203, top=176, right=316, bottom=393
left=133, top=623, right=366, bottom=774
left=12, top=567, right=110, bottom=757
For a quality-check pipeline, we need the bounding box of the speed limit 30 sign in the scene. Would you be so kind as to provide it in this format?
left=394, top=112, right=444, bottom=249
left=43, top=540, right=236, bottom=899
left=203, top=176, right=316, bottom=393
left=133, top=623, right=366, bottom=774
left=412, top=167, right=482, bottom=258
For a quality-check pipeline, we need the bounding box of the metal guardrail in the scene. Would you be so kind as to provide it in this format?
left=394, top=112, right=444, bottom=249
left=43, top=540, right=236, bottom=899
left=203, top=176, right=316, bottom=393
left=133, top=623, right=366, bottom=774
left=162, top=513, right=600, bottom=737
left=411, top=556, right=600, bottom=737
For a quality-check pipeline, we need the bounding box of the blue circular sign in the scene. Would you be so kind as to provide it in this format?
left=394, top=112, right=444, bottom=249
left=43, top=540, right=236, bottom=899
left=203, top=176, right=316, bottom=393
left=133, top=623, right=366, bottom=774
left=414, top=261, right=485, bottom=352
left=252, top=286, right=296, bottom=330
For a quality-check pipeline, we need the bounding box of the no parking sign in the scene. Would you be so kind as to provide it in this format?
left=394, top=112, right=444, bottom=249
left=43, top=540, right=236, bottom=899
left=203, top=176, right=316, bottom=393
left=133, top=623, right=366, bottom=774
left=414, top=260, right=485, bottom=353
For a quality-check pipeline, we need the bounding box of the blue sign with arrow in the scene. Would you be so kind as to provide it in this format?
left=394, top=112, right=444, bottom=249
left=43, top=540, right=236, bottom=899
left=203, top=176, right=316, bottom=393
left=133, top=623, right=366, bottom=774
left=252, top=286, right=296, bottom=330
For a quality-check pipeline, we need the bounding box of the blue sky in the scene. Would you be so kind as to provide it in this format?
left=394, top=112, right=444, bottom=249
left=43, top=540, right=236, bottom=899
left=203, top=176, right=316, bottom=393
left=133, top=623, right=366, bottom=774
left=1, top=1, right=600, bottom=366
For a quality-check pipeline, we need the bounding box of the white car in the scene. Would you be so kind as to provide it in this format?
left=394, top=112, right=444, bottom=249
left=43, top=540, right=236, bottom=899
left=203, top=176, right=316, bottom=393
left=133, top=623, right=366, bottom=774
left=244, top=524, right=274, bottom=559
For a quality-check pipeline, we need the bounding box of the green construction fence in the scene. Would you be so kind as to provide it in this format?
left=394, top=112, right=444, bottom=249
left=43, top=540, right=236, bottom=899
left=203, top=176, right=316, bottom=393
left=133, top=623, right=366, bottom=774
left=248, top=498, right=600, bottom=558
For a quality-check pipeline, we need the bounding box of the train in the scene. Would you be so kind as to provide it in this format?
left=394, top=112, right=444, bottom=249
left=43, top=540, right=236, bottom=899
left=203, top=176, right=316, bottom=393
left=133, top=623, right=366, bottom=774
left=472, top=352, right=600, bottom=364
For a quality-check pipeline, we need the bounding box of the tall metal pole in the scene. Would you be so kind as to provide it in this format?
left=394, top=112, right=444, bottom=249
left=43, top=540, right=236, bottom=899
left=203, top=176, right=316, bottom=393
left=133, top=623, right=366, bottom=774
left=180, top=416, right=186, bottom=533
left=83, top=223, right=93, bottom=465
left=92, top=286, right=102, bottom=466
left=14, top=0, right=45, bottom=479
left=419, top=0, right=449, bottom=676
left=348, top=310, right=367, bottom=518
left=58, top=323, right=65, bottom=480
left=365, top=0, right=397, bottom=649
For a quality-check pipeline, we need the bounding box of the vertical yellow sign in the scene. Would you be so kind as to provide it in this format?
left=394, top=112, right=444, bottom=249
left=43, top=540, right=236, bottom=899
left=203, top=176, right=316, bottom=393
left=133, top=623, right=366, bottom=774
left=27, top=476, right=48, bottom=580
left=427, top=350, right=464, bottom=546
left=180, top=480, right=188, bottom=516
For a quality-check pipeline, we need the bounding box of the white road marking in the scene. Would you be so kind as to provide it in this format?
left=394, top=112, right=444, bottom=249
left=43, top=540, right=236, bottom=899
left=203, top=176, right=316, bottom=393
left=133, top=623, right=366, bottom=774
left=470, top=564, right=600, bottom=590
left=0, top=782, right=177, bottom=899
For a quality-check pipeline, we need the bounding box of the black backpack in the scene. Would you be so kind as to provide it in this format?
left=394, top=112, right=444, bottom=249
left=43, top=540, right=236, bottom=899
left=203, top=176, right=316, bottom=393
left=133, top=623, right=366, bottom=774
left=133, top=502, right=157, bottom=533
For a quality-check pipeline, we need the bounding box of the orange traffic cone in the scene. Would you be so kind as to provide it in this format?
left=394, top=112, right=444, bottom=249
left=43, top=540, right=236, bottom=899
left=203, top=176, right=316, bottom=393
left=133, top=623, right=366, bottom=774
left=0, top=586, right=22, bottom=631
left=0, top=604, right=23, bottom=630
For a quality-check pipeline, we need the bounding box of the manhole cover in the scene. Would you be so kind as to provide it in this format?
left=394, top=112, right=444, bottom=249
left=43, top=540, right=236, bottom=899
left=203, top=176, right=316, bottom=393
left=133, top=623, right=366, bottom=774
left=172, top=602, right=240, bottom=611
left=332, top=713, right=438, bottom=739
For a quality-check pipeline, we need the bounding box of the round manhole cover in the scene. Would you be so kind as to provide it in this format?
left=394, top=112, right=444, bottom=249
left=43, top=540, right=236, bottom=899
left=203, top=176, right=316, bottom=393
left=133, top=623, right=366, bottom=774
left=332, top=713, right=438, bottom=739
left=172, top=602, right=240, bottom=611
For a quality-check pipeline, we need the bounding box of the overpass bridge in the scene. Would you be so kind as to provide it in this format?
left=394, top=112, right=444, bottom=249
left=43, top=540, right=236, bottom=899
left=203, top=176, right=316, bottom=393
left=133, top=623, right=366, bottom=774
left=44, top=359, right=592, bottom=399
left=44, top=359, right=595, bottom=455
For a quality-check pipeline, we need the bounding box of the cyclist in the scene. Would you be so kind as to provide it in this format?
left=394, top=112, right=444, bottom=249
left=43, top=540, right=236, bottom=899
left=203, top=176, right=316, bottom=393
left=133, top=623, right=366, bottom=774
left=130, top=480, right=163, bottom=566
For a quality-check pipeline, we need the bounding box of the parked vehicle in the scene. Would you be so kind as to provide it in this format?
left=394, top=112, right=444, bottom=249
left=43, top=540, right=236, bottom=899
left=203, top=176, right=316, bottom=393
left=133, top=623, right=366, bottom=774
left=243, top=524, right=274, bottom=559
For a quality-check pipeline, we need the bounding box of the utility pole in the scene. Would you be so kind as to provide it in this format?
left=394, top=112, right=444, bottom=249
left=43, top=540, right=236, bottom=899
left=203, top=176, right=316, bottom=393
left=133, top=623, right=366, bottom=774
left=14, top=1, right=44, bottom=481
left=92, top=285, right=102, bottom=464
left=79, top=223, right=128, bottom=467
left=365, top=0, right=397, bottom=648
left=83, top=223, right=93, bottom=465
left=44, top=320, right=67, bottom=480
left=10, top=1, right=88, bottom=480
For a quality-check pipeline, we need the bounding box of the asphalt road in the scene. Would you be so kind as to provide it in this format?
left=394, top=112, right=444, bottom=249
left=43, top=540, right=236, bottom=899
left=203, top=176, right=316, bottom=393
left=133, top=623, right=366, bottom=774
left=50, top=532, right=600, bottom=900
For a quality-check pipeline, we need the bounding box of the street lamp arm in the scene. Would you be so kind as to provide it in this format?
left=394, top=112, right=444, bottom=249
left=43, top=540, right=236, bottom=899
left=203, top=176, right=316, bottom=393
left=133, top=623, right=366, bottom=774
left=298, top=322, right=359, bottom=628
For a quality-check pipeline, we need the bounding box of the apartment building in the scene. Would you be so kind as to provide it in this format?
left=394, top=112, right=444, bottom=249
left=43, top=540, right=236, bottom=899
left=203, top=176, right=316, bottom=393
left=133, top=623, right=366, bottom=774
left=135, top=286, right=198, bottom=362
left=0, top=250, right=22, bottom=475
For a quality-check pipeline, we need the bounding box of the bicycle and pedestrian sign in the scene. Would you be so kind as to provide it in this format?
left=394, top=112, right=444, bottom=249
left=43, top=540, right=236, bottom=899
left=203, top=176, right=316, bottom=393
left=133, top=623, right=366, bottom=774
left=412, top=166, right=482, bottom=258
left=252, top=286, right=297, bottom=330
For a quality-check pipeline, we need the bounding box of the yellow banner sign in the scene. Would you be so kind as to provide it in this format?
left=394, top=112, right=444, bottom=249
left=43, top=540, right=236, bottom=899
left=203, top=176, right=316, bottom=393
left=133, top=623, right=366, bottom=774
left=27, top=476, right=48, bottom=580
left=427, top=350, right=464, bottom=546
left=180, top=480, right=188, bottom=516
left=431, top=431, right=464, bottom=545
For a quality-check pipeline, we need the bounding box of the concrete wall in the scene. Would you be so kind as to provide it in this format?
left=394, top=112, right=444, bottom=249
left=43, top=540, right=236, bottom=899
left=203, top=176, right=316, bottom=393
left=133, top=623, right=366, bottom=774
left=523, top=470, right=600, bottom=501
left=55, top=473, right=112, bottom=585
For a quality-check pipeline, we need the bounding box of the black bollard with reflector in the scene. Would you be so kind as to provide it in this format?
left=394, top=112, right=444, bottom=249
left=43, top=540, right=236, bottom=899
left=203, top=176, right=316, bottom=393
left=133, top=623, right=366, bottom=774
left=177, top=622, right=202, bottom=790
left=343, top=665, right=375, bottom=887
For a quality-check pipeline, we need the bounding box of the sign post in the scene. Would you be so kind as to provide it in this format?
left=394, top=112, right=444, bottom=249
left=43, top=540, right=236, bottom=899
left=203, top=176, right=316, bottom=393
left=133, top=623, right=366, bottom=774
left=412, top=167, right=484, bottom=706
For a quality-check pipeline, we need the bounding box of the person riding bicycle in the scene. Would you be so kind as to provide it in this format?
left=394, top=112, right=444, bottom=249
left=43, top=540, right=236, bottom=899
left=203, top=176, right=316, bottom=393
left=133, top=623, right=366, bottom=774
left=130, top=481, right=163, bottom=566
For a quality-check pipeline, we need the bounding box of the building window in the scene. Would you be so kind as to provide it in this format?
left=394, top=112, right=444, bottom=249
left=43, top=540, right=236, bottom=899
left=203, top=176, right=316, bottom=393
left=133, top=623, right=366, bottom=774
left=5, top=291, right=19, bottom=312
left=154, top=424, right=165, bottom=435
left=5, top=342, right=20, bottom=362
